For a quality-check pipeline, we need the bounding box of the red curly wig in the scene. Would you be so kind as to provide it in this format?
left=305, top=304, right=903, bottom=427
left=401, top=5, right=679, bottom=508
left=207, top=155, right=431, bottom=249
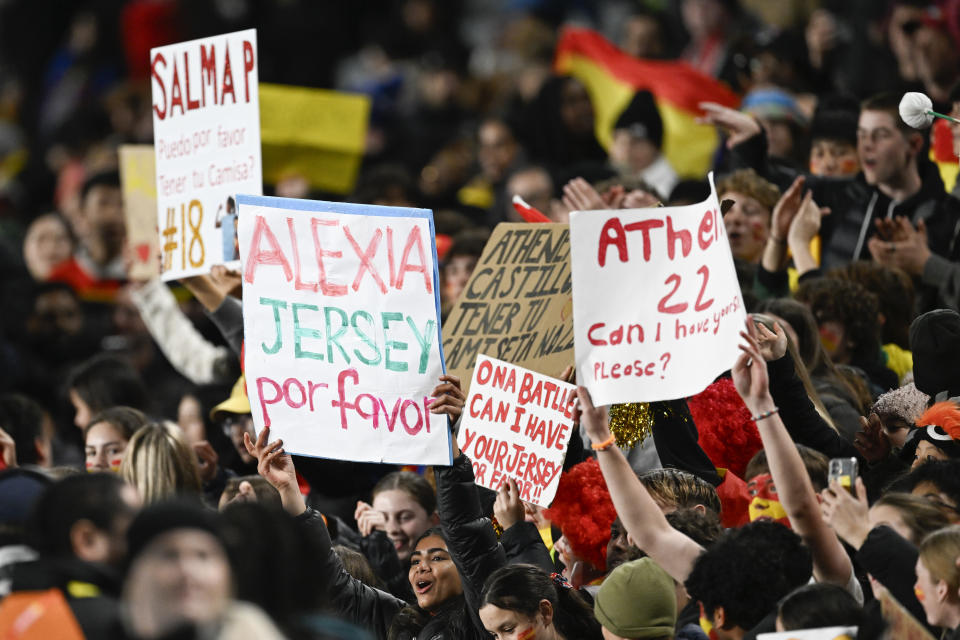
left=686, top=377, right=763, bottom=479
left=543, top=458, right=617, bottom=572
left=917, top=401, right=960, bottom=440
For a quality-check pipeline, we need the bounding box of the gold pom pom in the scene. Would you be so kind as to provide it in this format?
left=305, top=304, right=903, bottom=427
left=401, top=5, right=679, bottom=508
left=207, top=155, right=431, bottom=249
left=608, top=402, right=655, bottom=450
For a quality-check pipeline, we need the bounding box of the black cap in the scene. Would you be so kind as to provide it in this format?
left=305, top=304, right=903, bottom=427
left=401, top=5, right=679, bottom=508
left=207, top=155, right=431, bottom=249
left=911, top=309, right=960, bottom=397
left=614, top=91, right=663, bottom=150
left=126, top=500, right=224, bottom=567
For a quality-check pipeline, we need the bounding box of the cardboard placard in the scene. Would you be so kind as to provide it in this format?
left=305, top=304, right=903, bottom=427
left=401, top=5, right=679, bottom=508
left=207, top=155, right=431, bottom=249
left=237, top=195, right=451, bottom=466
left=570, top=173, right=746, bottom=406
left=443, top=223, right=573, bottom=392
left=457, top=355, right=575, bottom=507
left=150, top=28, right=262, bottom=280
left=119, top=145, right=159, bottom=280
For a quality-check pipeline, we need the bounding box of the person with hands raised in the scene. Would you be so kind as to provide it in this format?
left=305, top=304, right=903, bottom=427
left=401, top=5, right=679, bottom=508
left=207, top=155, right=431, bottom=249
left=242, top=373, right=512, bottom=640
left=733, top=318, right=859, bottom=596
left=575, top=385, right=704, bottom=586
left=494, top=478, right=555, bottom=573
left=243, top=425, right=305, bottom=517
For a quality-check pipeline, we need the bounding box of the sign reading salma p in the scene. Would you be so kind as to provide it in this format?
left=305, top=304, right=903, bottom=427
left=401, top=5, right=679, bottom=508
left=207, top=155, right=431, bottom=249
left=237, top=195, right=451, bottom=466
left=151, top=29, right=262, bottom=281
left=570, top=173, right=746, bottom=407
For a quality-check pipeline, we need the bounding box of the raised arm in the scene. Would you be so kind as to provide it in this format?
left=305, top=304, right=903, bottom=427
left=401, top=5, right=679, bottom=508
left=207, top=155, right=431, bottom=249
left=734, top=320, right=854, bottom=587
left=244, top=427, right=404, bottom=638
left=576, top=387, right=704, bottom=583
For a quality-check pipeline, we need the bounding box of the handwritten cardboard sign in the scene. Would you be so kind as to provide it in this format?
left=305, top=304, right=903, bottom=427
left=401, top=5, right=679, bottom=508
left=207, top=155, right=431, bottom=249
left=237, top=195, right=451, bottom=466
left=119, top=145, right=159, bottom=280
left=570, top=173, right=745, bottom=406
left=457, top=355, right=575, bottom=507
left=443, top=223, right=573, bottom=392
left=151, top=28, right=262, bottom=280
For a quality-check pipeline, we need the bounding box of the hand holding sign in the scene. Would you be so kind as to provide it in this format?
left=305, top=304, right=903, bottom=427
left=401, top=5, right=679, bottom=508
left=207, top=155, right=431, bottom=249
left=429, top=375, right=465, bottom=421
left=574, top=386, right=611, bottom=447
left=730, top=319, right=773, bottom=414
left=493, top=478, right=525, bottom=530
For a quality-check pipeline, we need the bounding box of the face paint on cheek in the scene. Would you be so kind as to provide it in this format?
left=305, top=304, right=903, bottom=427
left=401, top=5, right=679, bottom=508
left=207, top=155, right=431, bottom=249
left=747, top=474, right=791, bottom=527
left=85, top=460, right=94, bottom=472
left=110, top=458, right=123, bottom=472
left=915, top=587, right=926, bottom=602
left=518, top=628, right=538, bottom=640
left=839, top=157, right=859, bottom=174
left=819, top=326, right=840, bottom=354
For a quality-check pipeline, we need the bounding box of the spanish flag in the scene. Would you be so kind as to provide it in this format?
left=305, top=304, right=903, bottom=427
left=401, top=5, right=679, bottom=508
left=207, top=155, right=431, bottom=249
left=555, top=27, right=739, bottom=179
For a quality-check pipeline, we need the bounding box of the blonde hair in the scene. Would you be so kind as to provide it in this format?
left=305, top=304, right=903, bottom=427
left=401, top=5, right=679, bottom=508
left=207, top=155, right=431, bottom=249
left=121, top=421, right=202, bottom=504
left=919, top=526, right=960, bottom=593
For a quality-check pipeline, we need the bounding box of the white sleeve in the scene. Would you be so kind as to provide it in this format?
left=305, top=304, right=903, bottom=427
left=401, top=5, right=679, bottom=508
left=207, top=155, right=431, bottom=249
left=129, top=278, right=231, bottom=385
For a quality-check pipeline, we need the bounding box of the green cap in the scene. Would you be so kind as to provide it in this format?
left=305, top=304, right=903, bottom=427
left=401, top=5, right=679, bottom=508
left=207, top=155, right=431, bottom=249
left=594, top=557, right=677, bottom=639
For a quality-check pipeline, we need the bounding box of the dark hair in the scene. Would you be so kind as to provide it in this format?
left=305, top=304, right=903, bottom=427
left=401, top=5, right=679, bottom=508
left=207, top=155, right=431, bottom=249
left=221, top=475, right=282, bottom=511
left=84, top=406, right=148, bottom=440
left=80, top=169, right=121, bottom=203
left=685, top=521, right=812, bottom=631
left=481, top=565, right=603, bottom=640
left=745, top=444, right=830, bottom=491
left=826, top=261, right=915, bottom=349
left=755, top=298, right=865, bottom=410
left=444, top=229, right=489, bottom=265
left=353, top=164, right=416, bottom=206
left=873, top=492, right=951, bottom=544
left=67, top=355, right=148, bottom=414
left=890, top=459, right=960, bottom=512
left=27, top=473, right=133, bottom=557
left=665, top=508, right=724, bottom=548
left=220, top=501, right=327, bottom=632
left=861, top=92, right=918, bottom=136
left=777, top=583, right=862, bottom=630
left=669, top=179, right=711, bottom=206
left=388, top=527, right=473, bottom=640
left=0, top=394, right=47, bottom=466
left=794, top=278, right=882, bottom=367
left=334, top=545, right=384, bottom=590
left=372, top=471, right=437, bottom=516
left=639, top=468, right=722, bottom=515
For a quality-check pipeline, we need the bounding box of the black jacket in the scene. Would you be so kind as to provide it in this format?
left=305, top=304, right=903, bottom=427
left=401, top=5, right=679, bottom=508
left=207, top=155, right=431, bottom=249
left=10, top=556, right=122, bottom=640
left=855, top=525, right=939, bottom=636
left=730, top=130, right=960, bottom=274
left=299, top=454, right=505, bottom=640
left=767, top=351, right=858, bottom=460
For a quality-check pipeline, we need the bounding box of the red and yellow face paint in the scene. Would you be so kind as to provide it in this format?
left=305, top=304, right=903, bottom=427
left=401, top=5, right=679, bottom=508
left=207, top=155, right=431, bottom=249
left=747, top=473, right=791, bottom=527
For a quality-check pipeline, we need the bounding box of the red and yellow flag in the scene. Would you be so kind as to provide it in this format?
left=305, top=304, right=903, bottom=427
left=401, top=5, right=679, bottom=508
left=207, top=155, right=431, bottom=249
left=554, top=27, right=740, bottom=178
left=931, top=118, right=959, bottom=192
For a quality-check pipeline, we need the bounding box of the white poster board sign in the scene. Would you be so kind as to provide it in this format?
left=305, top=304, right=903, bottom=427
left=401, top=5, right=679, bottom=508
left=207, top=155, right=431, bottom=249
left=237, top=195, right=451, bottom=466
left=457, top=355, right=575, bottom=507
left=151, top=28, right=261, bottom=280
left=570, top=173, right=746, bottom=406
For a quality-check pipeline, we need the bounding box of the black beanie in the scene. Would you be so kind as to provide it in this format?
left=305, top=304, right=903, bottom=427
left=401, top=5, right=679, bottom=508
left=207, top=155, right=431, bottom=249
left=910, top=309, right=960, bottom=397
left=810, top=109, right=858, bottom=146
left=126, top=500, right=225, bottom=567
left=614, top=90, right=663, bottom=150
